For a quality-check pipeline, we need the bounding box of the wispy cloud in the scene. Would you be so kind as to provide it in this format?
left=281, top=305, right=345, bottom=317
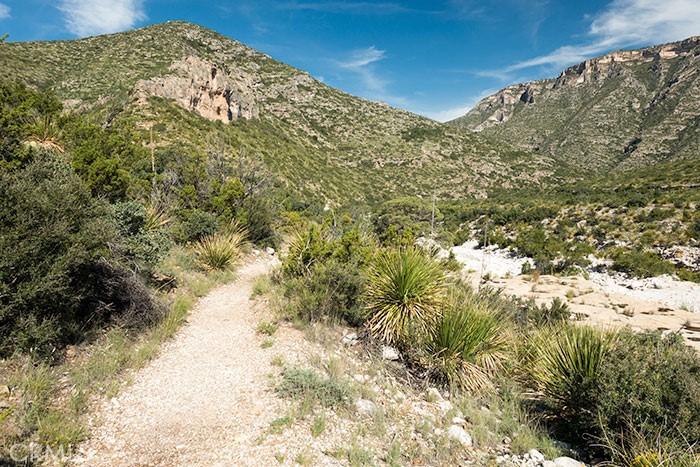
left=500, top=0, right=700, bottom=75
left=337, top=46, right=388, bottom=92
left=59, top=0, right=146, bottom=37
left=0, top=3, right=10, bottom=19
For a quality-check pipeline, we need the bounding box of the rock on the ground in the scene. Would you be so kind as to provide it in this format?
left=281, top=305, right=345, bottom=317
left=554, top=456, right=585, bottom=467
left=451, top=416, right=467, bottom=426
left=528, top=449, right=545, bottom=463
left=381, top=345, right=400, bottom=361
left=426, top=387, right=443, bottom=401
left=448, top=424, right=472, bottom=447
left=341, top=332, right=358, bottom=345
left=543, top=461, right=556, bottom=467
left=355, top=398, right=378, bottom=416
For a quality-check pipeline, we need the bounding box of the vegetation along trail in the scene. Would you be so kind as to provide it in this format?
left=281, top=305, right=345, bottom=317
left=71, top=254, right=288, bottom=466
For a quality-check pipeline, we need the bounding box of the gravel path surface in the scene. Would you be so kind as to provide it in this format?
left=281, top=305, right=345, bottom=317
left=71, top=255, right=293, bottom=466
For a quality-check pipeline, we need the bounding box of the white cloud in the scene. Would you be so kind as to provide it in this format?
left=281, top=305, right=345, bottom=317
left=505, top=0, right=700, bottom=73
left=0, top=3, right=10, bottom=19
left=59, top=0, right=146, bottom=37
left=337, top=46, right=389, bottom=92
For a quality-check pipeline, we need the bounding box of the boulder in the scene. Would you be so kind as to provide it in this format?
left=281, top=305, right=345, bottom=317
left=554, top=457, right=585, bottom=467
left=448, top=425, right=472, bottom=447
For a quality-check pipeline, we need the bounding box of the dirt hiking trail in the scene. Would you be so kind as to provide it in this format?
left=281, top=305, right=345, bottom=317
left=71, top=254, right=304, bottom=466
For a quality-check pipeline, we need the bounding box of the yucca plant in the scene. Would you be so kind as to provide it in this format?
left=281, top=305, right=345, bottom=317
left=527, top=324, right=616, bottom=428
left=364, top=247, right=446, bottom=347
left=143, top=203, right=172, bottom=232
left=426, top=291, right=511, bottom=392
left=192, top=224, right=247, bottom=271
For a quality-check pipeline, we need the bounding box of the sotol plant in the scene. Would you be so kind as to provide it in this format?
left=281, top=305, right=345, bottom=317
left=364, top=247, right=446, bottom=347
left=192, top=224, right=247, bottom=271
left=425, top=290, right=511, bottom=392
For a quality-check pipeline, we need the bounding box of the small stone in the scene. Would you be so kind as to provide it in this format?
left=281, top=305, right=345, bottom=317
left=502, top=436, right=511, bottom=445
left=381, top=345, right=400, bottom=361
left=553, top=457, right=585, bottom=467
left=448, top=424, right=472, bottom=447
left=451, top=416, right=467, bottom=426
left=0, top=385, right=9, bottom=396
left=528, top=449, right=545, bottom=463
left=543, top=461, right=556, bottom=467
left=342, top=332, right=358, bottom=345
left=265, top=247, right=275, bottom=256
left=355, top=398, right=378, bottom=416
left=437, top=399, right=453, bottom=414
left=0, top=401, right=10, bottom=409
left=433, top=428, right=443, bottom=436
left=353, top=374, right=368, bottom=383
left=426, top=387, right=443, bottom=402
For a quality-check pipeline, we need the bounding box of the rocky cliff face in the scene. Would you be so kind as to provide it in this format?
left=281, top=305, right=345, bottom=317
left=134, top=56, right=259, bottom=123
left=451, top=36, right=700, bottom=173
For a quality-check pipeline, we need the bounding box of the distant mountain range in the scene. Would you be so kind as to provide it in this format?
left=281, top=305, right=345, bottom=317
left=0, top=21, right=562, bottom=205
left=451, top=37, right=700, bottom=173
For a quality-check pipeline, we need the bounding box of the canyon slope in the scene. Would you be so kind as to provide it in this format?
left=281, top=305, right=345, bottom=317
left=452, top=37, right=700, bottom=173
left=0, top=21, right=561, bottom=204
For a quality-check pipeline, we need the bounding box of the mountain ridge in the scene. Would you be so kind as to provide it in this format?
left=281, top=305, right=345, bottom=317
left=451, top=36, right=700, bottom=173
left=0, top=21, right=563, bottom=204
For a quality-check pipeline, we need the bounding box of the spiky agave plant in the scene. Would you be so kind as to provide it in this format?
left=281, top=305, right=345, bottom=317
left=426, top=290, right=511, bottom=392
left=192, top=224, right=248, bottom=271
left=527, top=323, right=616, bottom=417
left=364, top=246, right=446, bottom=347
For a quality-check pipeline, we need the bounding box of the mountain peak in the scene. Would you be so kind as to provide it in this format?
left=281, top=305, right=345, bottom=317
left=450, top=36, right=700, bottom=173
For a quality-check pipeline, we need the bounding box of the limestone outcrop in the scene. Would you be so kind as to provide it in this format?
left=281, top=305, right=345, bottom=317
left=134, top=56, right=259, bottom=123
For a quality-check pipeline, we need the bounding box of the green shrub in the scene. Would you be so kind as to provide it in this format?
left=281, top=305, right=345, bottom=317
left=280, top=222, right=373, bottom=326
left=175, top=209, right=218, bottom=242
left=0, top=157, right=115, bottom=356
left=594, top=331, right=700, bottom=452
left=276, top=367, right=353, bottom=408
left=283, top=259, right=366, bottom=326
left=111, top=201, right=172, bottom=268
left=364, top=247, right=447, bottom=347
left=513, top=297, right=571, bottom=329
left=610, top=249, right=674, bottom=278
left=425, top=290, right=511, bottom=392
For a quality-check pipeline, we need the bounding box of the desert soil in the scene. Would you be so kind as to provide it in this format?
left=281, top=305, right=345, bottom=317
left=70, top=254, right=323, bottom=466
left=452, top=241, right=700, bottom=350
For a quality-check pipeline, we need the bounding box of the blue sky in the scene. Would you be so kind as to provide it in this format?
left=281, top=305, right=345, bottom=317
left=2, top=1, right=700, bottom=121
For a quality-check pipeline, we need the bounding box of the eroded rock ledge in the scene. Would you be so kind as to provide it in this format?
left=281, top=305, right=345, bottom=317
left=134, top=55, right=259, bottom=123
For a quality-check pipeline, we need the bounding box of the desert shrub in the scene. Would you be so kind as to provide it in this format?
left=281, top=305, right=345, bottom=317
left=610, top=249, right=674, bottom=278
left=283, top=259, right=366, bottom=325
left=276, top=367, right=353, bottom=408
left=513, top=297, right=571, bottom=329
left=192, top=225, right=247, bottom=271
left=526, top=324, right=616, bottom=441
left=364, top=247, right=447, bottom=347
left=87, top=261, right=166, bottom=330
left=424, top=290, right=511, bottom=392
left=0, top=157, right=116, bottom=356
left=593, top=331, right=700, bottom=452
left=281, top=222, right=373, bottom=325
left=374, top=197, right=441, bottom=242
left=599, top=423, right=700, bottom=467
left=175, top=209, right=218, bottom=242
left=111, top=201, right=172, bottom=268
left=236, top=194, right=278, bottom=247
